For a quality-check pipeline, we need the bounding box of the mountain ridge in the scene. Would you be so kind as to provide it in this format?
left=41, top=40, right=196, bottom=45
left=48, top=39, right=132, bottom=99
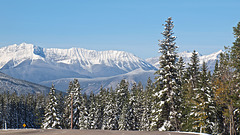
left=0, top=43, right=156, bottom=84
left=0, top=43, right=222, bottom=94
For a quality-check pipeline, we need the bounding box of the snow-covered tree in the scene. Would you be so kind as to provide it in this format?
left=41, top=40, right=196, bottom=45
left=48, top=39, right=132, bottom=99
left=9, top=92, right=18, bottom=128
left=175, top=57, right=187, bottom=130
left=63, top=81, right=74, bottom=129
left=119, top=101, right=128, bottom=130
left=102, top=88, right=117, bottom=130
left=96, top=86, right=107, bottom=129
left=57, top=92, right=65, bottom=128
left=126, top=83, right=137, bottom=130
left=88, top=92, right=98, bottom=129
left=79, top=93, right=88, bottom=129
left=182, top=50, right=201, bottom=132
left=194, top=62, right=215, bottom=133
left=127, top=82, right=144, bottom=131
left=142, top=77, right=154, bottom=131
left=42, top=84, right=62, bottom=129
left=34, top=93, right=45, bottom=129
left=115, top=79, right=129, bottom=130
left=69, top=79, right=88, bottom=129
left=153, top=17, right=180, bottom=131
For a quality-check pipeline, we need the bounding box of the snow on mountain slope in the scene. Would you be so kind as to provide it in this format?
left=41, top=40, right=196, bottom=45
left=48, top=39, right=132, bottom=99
left=40, top=69, right=156, bottom=95
left=0, top=71, right=51, bottom=95
left=146, top=50, right=223, bottom=72
left=0, top=43, right=156, bottom=83
left=0, top=43, right=222, bottom=94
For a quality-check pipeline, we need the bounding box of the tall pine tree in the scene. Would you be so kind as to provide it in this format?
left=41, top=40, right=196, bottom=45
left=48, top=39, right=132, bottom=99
left=153, top=17, right=180, bottom=131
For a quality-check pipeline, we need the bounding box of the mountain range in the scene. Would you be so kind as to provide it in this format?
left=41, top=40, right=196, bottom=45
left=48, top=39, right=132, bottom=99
left=0, top=43, right=222, bottom=94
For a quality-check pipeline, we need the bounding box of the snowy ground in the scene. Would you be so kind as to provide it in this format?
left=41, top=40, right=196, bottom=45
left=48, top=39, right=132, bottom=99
left=0, top=129, right=208, bottom=135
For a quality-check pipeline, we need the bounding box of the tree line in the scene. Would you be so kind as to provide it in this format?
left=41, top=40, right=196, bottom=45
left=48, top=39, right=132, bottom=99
left=0, top=17, right=239, bottom=135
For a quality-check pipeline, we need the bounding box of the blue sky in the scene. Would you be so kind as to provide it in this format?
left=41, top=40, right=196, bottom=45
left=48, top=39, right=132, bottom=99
left=0, top=0, right=239, bottom=58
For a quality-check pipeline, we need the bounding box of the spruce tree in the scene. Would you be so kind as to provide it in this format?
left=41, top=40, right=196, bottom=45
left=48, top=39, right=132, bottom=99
left=126, top=83, right=137, bottom=130
left=183, top=50, right=201, bottom=132
left=133, top=82, right=144, bottom=130
left=70, top=79, right=87, bottom=129
left=42, top=84, right=62, bottom=129
left=57, top=92, right=65, bottom=128
left=115, top=79, right=129, bottom=130
left=119, top=100, right=128, bottom=130
left=102, top=88, right=117, bottom=130
left=63, top=81, right=74, bottom=129
left=153, top=17, right=180, bottom=131
left=88, top=91, right=98, bottom=129
left=34, top=93, right=45, bottom=129
left=142, top=78, right=154, bottom=131
left=195, top=62, right=215, bottom=133
left=79, top=92, right=88, bottom=129
left=9, top=92, right=18, bottom=128
left=175, top=57, right=186, bottom=131
left=96, top=86, right=107, bottom=129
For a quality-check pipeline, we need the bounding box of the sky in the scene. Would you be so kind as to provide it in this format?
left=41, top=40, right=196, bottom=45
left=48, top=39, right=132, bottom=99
left=0, top=0, right=239, bottom=59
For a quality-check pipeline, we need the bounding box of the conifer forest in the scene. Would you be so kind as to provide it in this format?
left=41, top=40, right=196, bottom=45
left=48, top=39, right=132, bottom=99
left=0, top=17, right=240, bottom=135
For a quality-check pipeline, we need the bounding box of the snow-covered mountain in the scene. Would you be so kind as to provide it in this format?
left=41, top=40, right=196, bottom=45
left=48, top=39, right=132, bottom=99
left=0, top=71, right=51, bottom=95
left=0, top=43, right=222, bottom=94
left=146, top=50, right=223, bottom=72
left=0, top=43, right=156, bottom=84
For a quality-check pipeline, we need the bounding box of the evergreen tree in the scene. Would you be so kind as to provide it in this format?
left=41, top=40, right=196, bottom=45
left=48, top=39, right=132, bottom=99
left=88, top=91, right=98, bottom=129
left=142, top=77, right=154, bottom=131
left=42, top=84, right=62, bottom=129
left=153, top=17, right=180, bottom=131
left=126, top=83, right=137, bottom=130
left=9, top=92, right=18, bottom=128
left=96, top=86, right=107, bottom=129
left=79, top=92, right=88, bottom=129
left=57, top=92, right=65, bottom=128
left=63, top=81, right=74, bottom=129
left=115, top=79, right=129, bottom=130
left=130, top=82, right=144, bottom=131
left=211, top=60, right=225, bottom=134
left=195, top=62, right=215, bottom=133
left=102, top=88, right=117, bottom=130
left=175, top=57, right=186, bottom=131
left=183, top=50, right=201, bottom=132
left=70, top=79, right=87, bottom=129
left=119, top=99, right=128, bottom=130
left=34, top=93, right=45, bottom=128
left=4, top=91, right=10, bottom=129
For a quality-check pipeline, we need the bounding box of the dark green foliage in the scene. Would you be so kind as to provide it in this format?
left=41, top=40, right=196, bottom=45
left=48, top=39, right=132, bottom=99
left=42, top=84, right=62, bottom=129
left=0, top=91, right=45, bottom=129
